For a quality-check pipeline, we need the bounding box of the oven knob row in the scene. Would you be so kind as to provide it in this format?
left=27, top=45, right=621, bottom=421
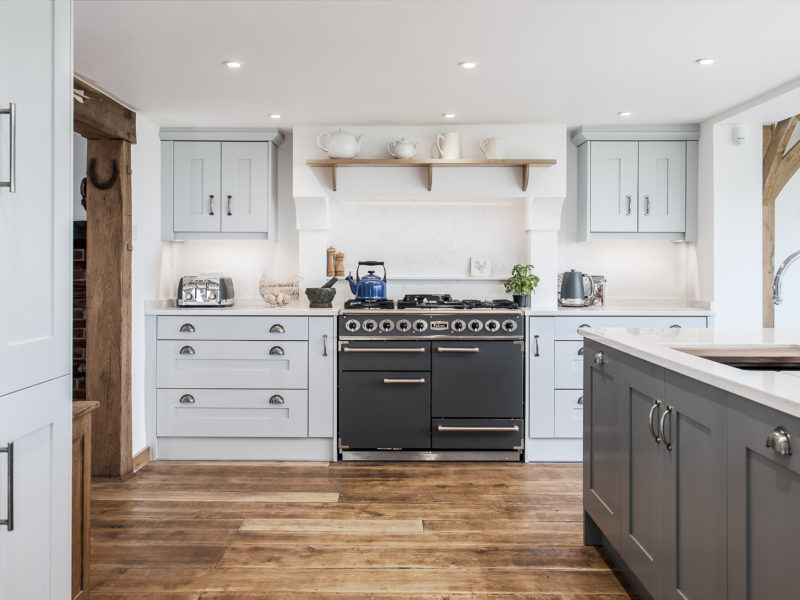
left=468, top=319, right=483, bottom=332
left=362, top=319, right=377, bottom=332
left=451, top=319, right=466, bottom=332
left=380, top=319, right=394, bottom=332
left=397, top=319, right=411, bottom=332
left=502, top=319, right=518, bottom=332
left=414, top=319, right=428, bottom=332
left=345, top=319, right=361, bottom=332
left=485, top=319, right=500, bottom=332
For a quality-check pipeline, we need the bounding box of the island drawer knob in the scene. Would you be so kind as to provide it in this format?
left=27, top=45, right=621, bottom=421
left=766, top=427, right=792, bottom=456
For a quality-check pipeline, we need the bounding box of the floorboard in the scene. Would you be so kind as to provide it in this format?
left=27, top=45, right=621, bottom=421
left=91, top=461, right=634, bottom=598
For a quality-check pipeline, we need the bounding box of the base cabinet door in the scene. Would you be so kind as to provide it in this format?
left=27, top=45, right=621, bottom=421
left=619, top=356, right=665, bottom=599
left=583, top=342, right=622, bottom=547
left=727, top=396, right=800, bottom=600
left=662, top=373, right=727, bottom=600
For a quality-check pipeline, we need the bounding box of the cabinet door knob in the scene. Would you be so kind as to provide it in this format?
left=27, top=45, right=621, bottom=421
left=593, top=351, right=604, bottom=365
left=179, top=394, right=196, bottom=404
left=270, top=324, right=285, bottom=334
left=269, top=394, right=285, bottom=405
left=179, top=345, right=195, bottom=355
left=269, top=346, right=285, bottom=356
left=227, top=194, right=232, bottom=216
left=766, top=427, right=792, bottom=456
left=659, top=405, right=673, bottom=451
left=179, top=323, right=195, bottom=333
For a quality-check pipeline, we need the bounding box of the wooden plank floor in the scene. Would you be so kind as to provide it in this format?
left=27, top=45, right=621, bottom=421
left=90, top=461, right=635, bottom=599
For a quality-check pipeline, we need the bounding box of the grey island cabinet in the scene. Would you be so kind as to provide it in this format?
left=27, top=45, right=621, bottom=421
left=582, top=328, right=800, bottom=600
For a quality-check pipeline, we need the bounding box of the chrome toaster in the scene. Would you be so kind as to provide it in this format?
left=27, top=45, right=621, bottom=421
left=177, top=276, right=234, bottom=307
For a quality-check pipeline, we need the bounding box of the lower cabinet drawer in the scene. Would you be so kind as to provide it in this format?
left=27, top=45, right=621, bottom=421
left=432, top=419, right=524, bottom=450
left=555, top=341, right=586, bottom=389
left=157, top=315, right=309, bottom=341
left=554, top=390, right=584, bottom=438
left=156, top=389, right=308, bottom=437
left=156, top=340, right=308, bottom=389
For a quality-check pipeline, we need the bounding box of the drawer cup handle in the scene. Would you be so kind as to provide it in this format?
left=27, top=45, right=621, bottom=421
left=179, top=323, right=196, bottom=333
left=270, top=324, right=285, bottom=334
left=269, top=346, right=285, bottom=356
left=577, top=347, right=584, bottom=356
left=437, top=425, right=519, bottom=433
left=179, top=394, right=195, bottom=404
left=0, top=443, right=14, bottom=531
left=766, top=427, right=792, bottom=456
left=179, top=345, right=195, bottom=355
left=578, top=323, right=590, bottom=335
left=669, top=324, right=682, bottom=329
left=269, top=394, right=285, bottom=405
left=577, top=395, right=584, bottom=405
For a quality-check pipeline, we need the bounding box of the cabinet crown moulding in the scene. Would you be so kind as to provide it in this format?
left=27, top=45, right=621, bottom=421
left=160, top=128, right=284, bottom=145
left=571, top=124, right=700, bottom=146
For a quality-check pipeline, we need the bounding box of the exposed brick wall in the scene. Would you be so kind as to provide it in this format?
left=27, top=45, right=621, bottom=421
left=73, top=221, right=86, bottom=400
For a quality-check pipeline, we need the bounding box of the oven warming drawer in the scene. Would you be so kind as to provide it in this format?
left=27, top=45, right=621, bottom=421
left=431, top=418, right=524, bottom=450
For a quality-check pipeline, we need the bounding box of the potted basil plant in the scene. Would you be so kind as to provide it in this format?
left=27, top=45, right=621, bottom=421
left=504, top=264, right=539, bottom=308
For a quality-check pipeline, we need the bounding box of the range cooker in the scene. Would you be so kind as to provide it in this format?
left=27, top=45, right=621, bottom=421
left=337, top=295, right=525, bottom=461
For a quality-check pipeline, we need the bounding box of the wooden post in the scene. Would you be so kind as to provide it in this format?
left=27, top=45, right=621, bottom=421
left=86, top=138, right=133, bottom=478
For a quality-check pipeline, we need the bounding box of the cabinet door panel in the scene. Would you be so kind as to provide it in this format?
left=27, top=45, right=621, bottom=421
left=619, top=357, right=664, bottom=600
left=583, top=342, right=622, bottom=547
left=173, top=141, right=221, bottom=232
left=554, top=341, right=585, bottom=389
left=529, top=317, right=555, bottom=438
left=308, top=317, right=335, bottom=438
left=663, top=373, right=727, bottom=600
left=728, top=397, right=800, bottom=600
left=638, top=141, right=685, bottom=233
left=589, top=141, right=638, bottom=232
left=221, top=142, right=269, bottom=232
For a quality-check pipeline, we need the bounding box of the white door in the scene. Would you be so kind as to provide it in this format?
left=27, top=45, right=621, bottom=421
left=0, top=377, right=71, bottom=600
left=220, top=141, right=269, bottom=233
left=173, top=141, right=221, bottom=232
left=0, top=0, right=71, bottom=396
left=638, top=141, right=686, bottom=233
left=590, top=141, right=639, bottom=233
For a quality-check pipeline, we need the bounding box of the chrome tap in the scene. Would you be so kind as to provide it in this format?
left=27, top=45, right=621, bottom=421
left=773, top=250, right=800, bottom=305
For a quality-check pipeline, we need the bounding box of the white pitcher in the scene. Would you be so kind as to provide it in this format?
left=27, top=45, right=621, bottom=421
left=480, top=137, right=505, bottom=159
left=436, top=132, right=461, bottom=159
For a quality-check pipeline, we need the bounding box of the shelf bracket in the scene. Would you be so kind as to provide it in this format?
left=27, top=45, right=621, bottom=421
left=427, top=164, right=433, bottom=191
left=522, top=164, right=531, bottom=192
left=330, top=165, right=337, bottom=191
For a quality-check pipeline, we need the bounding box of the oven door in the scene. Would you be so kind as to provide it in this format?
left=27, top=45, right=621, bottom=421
left=338, top=371, right=431, bottom=449
left=431, top=340, right=523, bottom=418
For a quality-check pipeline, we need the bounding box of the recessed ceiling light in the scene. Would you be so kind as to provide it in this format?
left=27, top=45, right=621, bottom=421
left=223, top=61, right=242, bottom=69
left=618, top=111, right=631, bottom=117
left=695, top=58, right=715, bottom=66
left=268, top=114, right=281, bottom=119
left=442, top=113, right=456, bottom=119
left=458, top=61, right=478, bottom=69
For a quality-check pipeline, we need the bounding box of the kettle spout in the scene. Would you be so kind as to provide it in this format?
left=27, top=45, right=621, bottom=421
left=345, top=273, right=357, bottom=294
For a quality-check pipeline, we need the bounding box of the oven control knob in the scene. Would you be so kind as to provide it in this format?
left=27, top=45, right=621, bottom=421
left=485, top=319, right=500, bottom=332
left=397, top=319, right=412, bottom=332
left=502, top=319, right=518, bottom=332
left=362, top=319, right=377, bottom=332
left=413, top=319, right=428, bottom=332
left=468, top=319, right=483, bottom=332
left=345, top=319, right=361, bottom=332
left=379, top=319, right=395, bottom=332
left=451, top=319, right=466, bottom=332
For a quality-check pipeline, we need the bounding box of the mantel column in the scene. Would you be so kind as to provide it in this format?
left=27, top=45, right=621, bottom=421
left=525, top=197, right=565, bottom=308
left=294, top=196, right=330, bottom=287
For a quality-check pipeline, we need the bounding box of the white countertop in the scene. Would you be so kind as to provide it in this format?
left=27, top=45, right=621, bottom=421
left=525, top=303, right=712, bottom=316
left=582, top=327, right=800, bottom=419
left=145, top=298, right=343, bottom=316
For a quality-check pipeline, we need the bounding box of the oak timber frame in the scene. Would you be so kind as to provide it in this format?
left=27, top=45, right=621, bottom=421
left=763, top=115, right=800, bottom=328
left=73, top=76, right=136, bottom=478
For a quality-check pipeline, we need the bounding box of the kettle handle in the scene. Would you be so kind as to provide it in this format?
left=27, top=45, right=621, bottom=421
left=387, top=141, right=396, bottom=158
left=583, top=274, right=598, bottom=299
left=356, top=261, right=386, bottom=282
left=317, top=131, right=330, bottom=153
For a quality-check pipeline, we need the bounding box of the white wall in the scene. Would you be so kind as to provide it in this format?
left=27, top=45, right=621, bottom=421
left=774, top=125, right=800, bottom=327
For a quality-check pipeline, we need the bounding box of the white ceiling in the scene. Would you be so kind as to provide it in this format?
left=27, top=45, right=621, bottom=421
left=74, top=0, right=800, bottom=128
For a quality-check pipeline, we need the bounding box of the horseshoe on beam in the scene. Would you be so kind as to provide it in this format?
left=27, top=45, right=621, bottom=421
left=88, top=158, right=119, bottom=190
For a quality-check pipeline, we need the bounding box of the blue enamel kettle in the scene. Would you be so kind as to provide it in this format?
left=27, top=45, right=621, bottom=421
left=346, top=261, right=387, bottom=300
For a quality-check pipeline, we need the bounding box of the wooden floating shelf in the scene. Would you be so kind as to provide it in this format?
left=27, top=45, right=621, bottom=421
left=306, top=158, right=557, bottom=192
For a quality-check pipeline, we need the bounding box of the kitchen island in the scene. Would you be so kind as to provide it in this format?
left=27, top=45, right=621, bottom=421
left=580, top=327, right=800, bottom=600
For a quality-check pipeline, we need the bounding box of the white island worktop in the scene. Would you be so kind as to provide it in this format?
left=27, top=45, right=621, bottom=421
left=582, top=327, right=800, bottom=419
left=145, top=298, right=343, bottom=316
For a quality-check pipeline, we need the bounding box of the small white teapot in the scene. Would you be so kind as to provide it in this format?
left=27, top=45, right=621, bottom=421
left=387, top=138, right=417, bottom=159
left=317, top=128, right=363, bottom=159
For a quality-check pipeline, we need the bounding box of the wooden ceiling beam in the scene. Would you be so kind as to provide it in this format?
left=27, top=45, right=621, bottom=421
left=73, top=77, right=137, bottom=143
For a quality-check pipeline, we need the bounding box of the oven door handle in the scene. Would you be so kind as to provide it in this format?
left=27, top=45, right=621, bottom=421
left=383, top=378, right=426, bottom=384
left=343, top=347, right=426, bottom=353
left=437, top=425, right=519, bottom=432
left=436, top=347, right=480, bottom=353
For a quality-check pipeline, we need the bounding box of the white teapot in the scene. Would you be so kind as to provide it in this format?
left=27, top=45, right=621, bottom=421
left=317, top=128, right=363, bottom=159
left=387, top=138, right=417, bottom=159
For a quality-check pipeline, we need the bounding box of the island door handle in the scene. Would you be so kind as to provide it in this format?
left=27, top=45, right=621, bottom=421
left=179, top=345, right=195, bottom=355
left=593, top=352, right=604, bottom=365
left=179, top=323, right=195, bottom=333
left=648, top=400, right=662, bottom=444
left=322, top=334, right=329, bottom=357
left=533, top=334, right=540, bottom=357
left=0, top=443, right=13, bottom=531
left=766, top=427, right=792, bottom=456
left=270, top=324, right=285, bottom=334
left=659, top=405, right=673, bottom=451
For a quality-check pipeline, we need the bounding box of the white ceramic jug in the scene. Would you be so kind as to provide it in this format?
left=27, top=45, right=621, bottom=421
left=436, top=132, right=461, bottom=159
left=480, top=137, right=505, bottom=159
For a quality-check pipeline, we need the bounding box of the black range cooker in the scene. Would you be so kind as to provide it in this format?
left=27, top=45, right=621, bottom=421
left=337, top=294, right=524, bottom=461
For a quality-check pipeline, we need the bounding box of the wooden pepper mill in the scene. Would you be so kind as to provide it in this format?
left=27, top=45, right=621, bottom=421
left=326, top=247, right=336, bottom=277
left=335, top=252, right=345, bottom=276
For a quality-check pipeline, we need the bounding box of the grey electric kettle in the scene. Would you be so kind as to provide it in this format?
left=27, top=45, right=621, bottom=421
left=559, top=270, right=596, bottom=307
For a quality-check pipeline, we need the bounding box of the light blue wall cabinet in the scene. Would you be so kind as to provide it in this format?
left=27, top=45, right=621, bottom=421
left=161, top=129, right=283, bottom=240
left=573, top=126, right=699, bottom=241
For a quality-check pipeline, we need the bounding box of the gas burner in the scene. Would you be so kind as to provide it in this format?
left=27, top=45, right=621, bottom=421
left=397, top=295, right=519, bottom=310
left=343, top=299, right=396, bottom=310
